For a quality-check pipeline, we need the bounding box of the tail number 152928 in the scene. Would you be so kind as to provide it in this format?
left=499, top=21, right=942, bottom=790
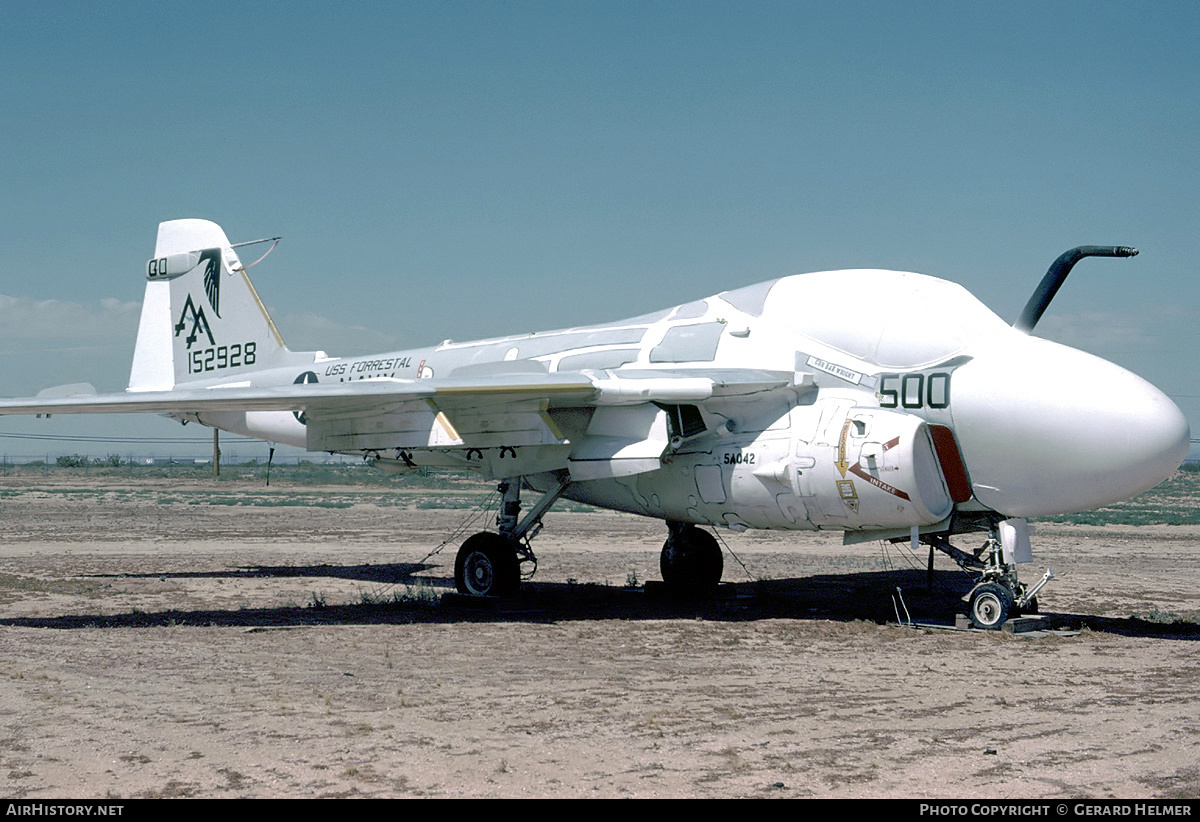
left=188, top=342, right=257, bottom=374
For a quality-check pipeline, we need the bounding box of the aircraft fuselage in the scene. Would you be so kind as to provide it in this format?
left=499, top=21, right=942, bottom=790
left=188, top=268, right=1188, bottom=537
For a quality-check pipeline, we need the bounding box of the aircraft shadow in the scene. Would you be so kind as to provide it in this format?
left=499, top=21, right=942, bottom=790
left=86, top=562, right=431, bottom=585
left=4, top=565, right=1198, bottom=640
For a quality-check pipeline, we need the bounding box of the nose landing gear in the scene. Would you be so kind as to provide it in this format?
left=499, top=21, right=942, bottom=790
left=931, top=518, right=1054, bottom=630
left=968, top=582, right=1014, bottom=630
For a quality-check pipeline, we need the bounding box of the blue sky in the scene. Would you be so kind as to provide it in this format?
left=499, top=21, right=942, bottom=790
left=1, top=1, right=1197, bottom=460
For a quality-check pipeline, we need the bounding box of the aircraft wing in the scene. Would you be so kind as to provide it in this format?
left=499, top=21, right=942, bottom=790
left=0, top=367, right=796, bottom=415
left=0, top=366, right=801, bottom=477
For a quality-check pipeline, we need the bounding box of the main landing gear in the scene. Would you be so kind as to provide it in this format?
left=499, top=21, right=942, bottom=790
left=455, top=532, right=521, bottom=598
left=453, top=475, right=570, bottom=597
left=451, top=477, right=727, bottom=598
left=929, top=519, right=1054, bottom=630
left=660, top=522, right=724, bottom=590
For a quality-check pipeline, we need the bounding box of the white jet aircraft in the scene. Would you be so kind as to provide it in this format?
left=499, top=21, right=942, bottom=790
left=0, top=220, right=1188, bottom=628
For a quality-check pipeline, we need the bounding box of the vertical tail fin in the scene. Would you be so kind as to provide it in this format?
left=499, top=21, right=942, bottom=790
left=128, top=219, right=313, bottom=391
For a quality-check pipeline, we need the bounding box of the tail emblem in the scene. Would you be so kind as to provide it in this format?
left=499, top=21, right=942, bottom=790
left=201, top=248, right=221, bottom=318
left=174, top=248, right=222, bottom=349
left=175, top=294, right=215, bottom=349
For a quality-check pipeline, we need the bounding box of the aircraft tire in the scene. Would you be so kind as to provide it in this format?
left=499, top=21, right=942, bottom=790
left=660, top=526, right=723, bottom=589
left=455, top=532, right=519, bottom=598
left=968, top=583, right=1013, bottom=630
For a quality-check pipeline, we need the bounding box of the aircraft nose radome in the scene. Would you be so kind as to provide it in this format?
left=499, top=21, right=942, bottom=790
left=951, top=337, right=1189, bottom=518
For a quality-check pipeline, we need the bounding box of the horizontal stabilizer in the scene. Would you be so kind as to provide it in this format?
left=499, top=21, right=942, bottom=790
left=35, top=383, right=97, bottom=399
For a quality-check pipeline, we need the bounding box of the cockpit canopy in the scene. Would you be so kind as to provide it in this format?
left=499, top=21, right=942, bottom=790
left=760, top=270, right=1010, bottom=369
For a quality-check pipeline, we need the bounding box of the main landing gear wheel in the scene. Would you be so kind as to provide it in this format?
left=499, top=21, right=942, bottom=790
left=968, top=583, right=1014, bottom=630
left=455, top=532, right=520, bottom=598
left=660, top=525, right=723, bottom=590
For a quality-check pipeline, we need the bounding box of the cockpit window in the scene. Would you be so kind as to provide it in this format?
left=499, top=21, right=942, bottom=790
left=762, top=270, right=1009, bottom=369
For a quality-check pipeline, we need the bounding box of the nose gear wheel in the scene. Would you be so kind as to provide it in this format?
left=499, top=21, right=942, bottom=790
left=968, top=582, right=1013, bottom=630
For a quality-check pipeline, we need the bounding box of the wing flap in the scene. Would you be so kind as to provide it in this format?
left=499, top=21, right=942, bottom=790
left=304, top=401, right=463, bottom=452
left=305, top=398, right=570, bottom=452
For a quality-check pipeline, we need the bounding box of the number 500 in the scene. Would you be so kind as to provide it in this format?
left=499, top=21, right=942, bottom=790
left=878, top=372, right=950, bottom=409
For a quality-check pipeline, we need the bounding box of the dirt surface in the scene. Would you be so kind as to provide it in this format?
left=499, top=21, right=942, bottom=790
left=1, top=476, right=1198, bottom=799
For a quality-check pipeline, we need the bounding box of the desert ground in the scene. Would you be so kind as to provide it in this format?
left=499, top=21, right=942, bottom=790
left=0, top=471, right=1197, bottom=799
